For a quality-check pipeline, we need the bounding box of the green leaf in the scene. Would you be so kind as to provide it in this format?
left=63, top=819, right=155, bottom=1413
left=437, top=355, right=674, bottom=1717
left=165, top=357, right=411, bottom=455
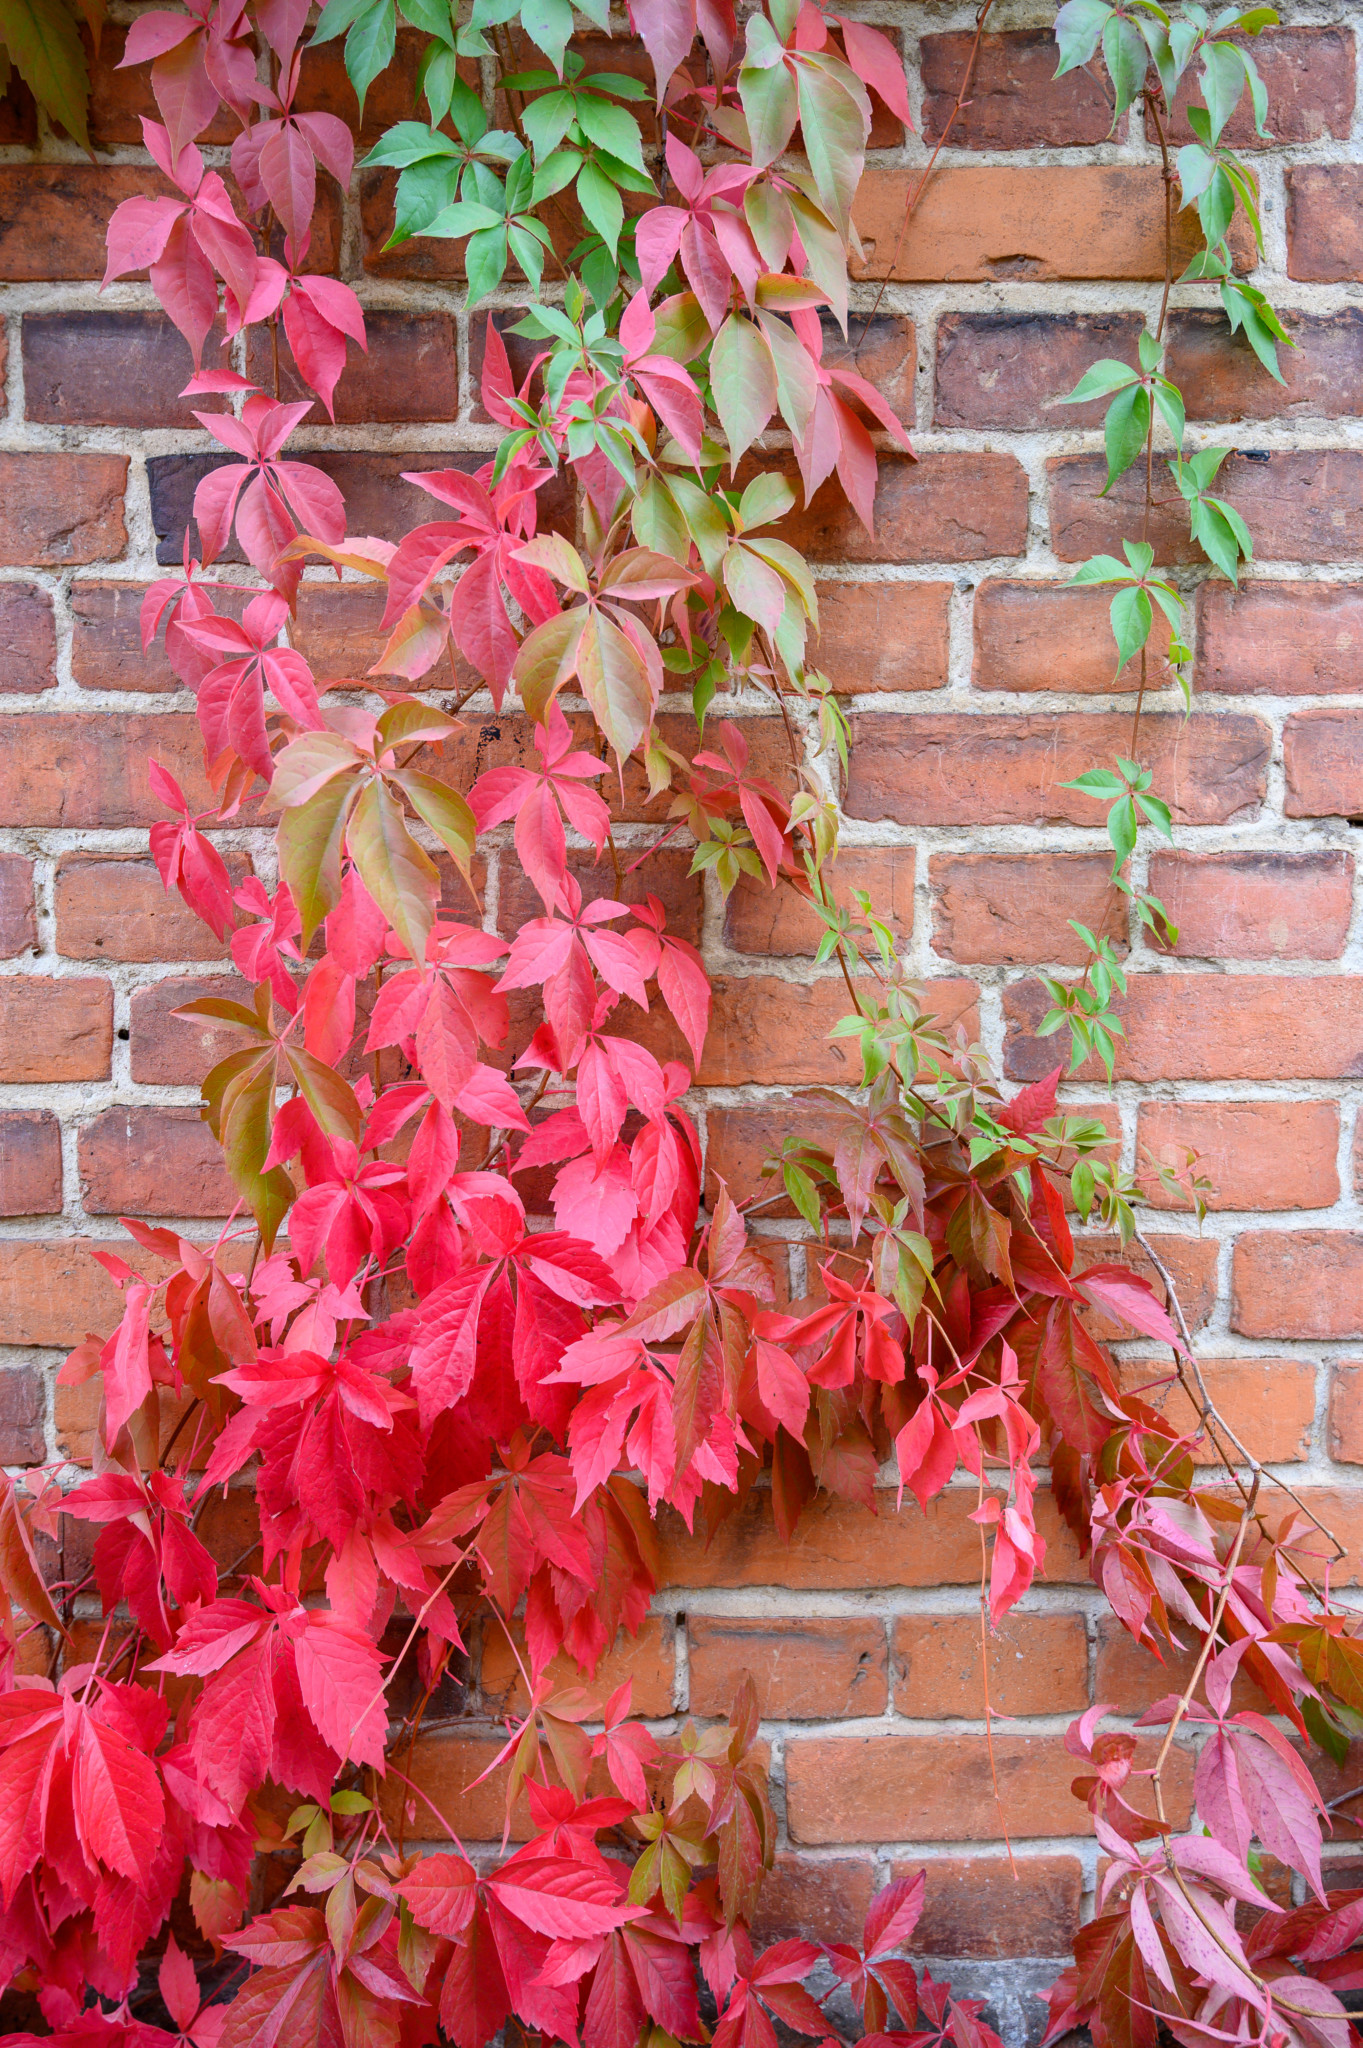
left=521, top=85, right=576, bottom=157
left=1053, top=0, right=1111, bottom=77
left=737, top=471, right=795, bottom=532
left=0, top=0, right=90, bottom=145
left=532, top=146, right=581, bottom=203
left=1102, top=381, right=1150, bottom=492
left=1199, top=38, right=1246, bottom=145
left=463, top=222, right=509, bottom=306
left=277, top=772, right=359, bottom=945
left=344, top=0, right=397, bottom=119
left=693, top=661, right=720, bottom=733
left=389, top=159, right=466, bottom=243
left=1109, top=582, right=1153, bottom=676
left=1062, top=767, right=1127, bottom=797
left=576, top=158, right=624, bottom=257
left=362, top=120, right=461, bottom=168
left=396, top=770, right=478, bottom=870
left=1059, top=358, right=1139, bottom=405
left=738, top=53, right=799, bottom=171
left=1068, top=552, right=1137, bottom=586
left=311, top=0, right=374, bottom=42
left=520, top=0, right=573, bottom=73
left=794, top=58, right=865, bottom=241
left=577, top=607, right=654, bottom=761
left=1102, top=9, right=1148, bottom=119
left=574, top=90, right=647, bottom=172
left=1135, top=791, right=1173, bottom=839
left=399, top=0, right=454, bottom=41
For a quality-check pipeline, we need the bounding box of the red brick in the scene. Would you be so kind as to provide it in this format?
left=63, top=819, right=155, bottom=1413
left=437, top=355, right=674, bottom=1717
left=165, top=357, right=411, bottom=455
left=786, top=1731, right=1191, bottom=1843
left=1052, top=450, right=1363, bottom=566
left=782, top=454, right=1027, bottom=566
left=724, top=848, right=914, bottom=956
left=54, top=852, right=245, bottom=963
left=0, top=1367, right=44, bottom=1464
left=1006, top=975, right=1363, bottom=1084
left=0, top=714, right=216, bottom=828
left=290, top=580, right=429, bottom=685
left=129, top=974, right=254, bottom=1086
left=482, top=1616, right=672, bottom=1718
left=814, top=581, right=950, bottom=693
left=1284, top=709, right=1363, bottom=818
left=1233, top=1232, right=1363, bottom=1339
left=0, top=166, right=173, bottom=279
left=688, top=1615, right=887, bottom=1719
left=0, top=978, right=111, bottom=1082
left=1288, top=167, right=1363, bottom=282
left=1197, top=581, right=1363, bottom=696
left=897, top=1854, right=1084, bottom=1958
left=750, top=1854, right=875, bottom=1946
left=893, top=1613, right=1087, bottom=1718
left=930, top=853, right=1123, bottom=966
left=78, top=1107, right=233, bottom=1219
left=819, top=316, right=916, bottom=424
left=0, top=585, right=57, bottom=695
left=0, top=454, right=126, bottom=567
left=703, top=1101, right=827, bottom=1214
left=0, top=1111, right=62, bottom=1217
left=1138, top=1100, right=1340, bottom=1212
left=80, top=21, right=236, bottom=145
left=0, top=854, right=35, bottom=957
left=936, top=311, right=1143, bottom=430
left=656, top=1487, right=1086, bottom=1592
left=920, top=29, right=1115, bottom=148
left=245, top=309, right=459, bottom=424
left=1328, top=1364, right=1363, bottom=1463
left=852, top=166, right=1248, bottom=283
left=498, top=848, right=701, bottom=948
left=1095, top=1615, right=1264, bottom=1715
left=71, top=581, right=192, bottom=693
left=21, top=311, right=226, bottom=427
left=846, top=713, right=1268, bottom=828
left=1076, top=1232, right=1220, bottom=1340
left=1116, top=1356, right=1316, bottom=1465
left=1169, top=26, right=1354, bottom=148
left=679, top=975, right=977, bottom=1088
left=1169, top=309, right=1363, bottom=422
left=972, top=579, right=1177, bottom=694
left=0, top=1239, right=135, bottom=1347
left=360, top=170, right=467, bottom=281
left=1147, top=851, right=1353, bottom=962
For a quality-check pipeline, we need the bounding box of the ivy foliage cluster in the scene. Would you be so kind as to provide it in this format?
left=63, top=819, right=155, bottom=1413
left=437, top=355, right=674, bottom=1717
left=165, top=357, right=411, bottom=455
left=0, top=5, right=1361, bottom=2048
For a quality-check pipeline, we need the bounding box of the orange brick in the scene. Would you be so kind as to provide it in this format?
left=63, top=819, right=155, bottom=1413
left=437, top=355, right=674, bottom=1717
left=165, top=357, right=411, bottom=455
left=1233, top=1233, right=1363, bottom=1340
left=815, top=581, right=951, bottom=693
left=688, top=1615, right=887, bottom=1719
left=1148, top=851, right=1353, bottom=962
left=972, top=579, right=1177, bottom=693
left=1137, top=1100, right=1340, bottom=1211
left=1116, top=1356, right=1316, bottom=1464
left=481, top=1615, right=673, bottom=1718
left=0, top=977, right=111, bottom=1081
left=930, top=853, right=1123, bottom=966
left=724, top=848, right=914, bottom=957
left=892, top=1613, right=1088, bottom=1718
left=55, top=852, right=245, bottom=962
left=1328, top=1363, right=1363, bottom=1463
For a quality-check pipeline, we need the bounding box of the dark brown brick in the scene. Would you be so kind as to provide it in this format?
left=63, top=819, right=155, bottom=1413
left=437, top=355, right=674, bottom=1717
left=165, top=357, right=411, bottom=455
left=245, top=309, right=459, bottom=423
left=1170, top=26, right=1354, bottom=148
left=935, top=311, right=1143, bottom=430
left=0, top=584, right=57, bottom=695
left=896, top=1854, right=1084, bottom=1959
left=498, top=848, right=702, bottom=948
left=1051, top=450, right=1363, bottom=566
left=22, top=311, right=226, bottom=427
left=79, top=1107, right=234, bottom=1218
left=814, top=580, right=951, bottom=693
left=1197, top=581, right=1363, bottom=695
left=750, top=1855, right=875, bottom=1948
left=1148, top=851, right=1354, bottom=962
left=0, top=454, right=126, bottom=568
left=921, top=29, right=1116, bottom=148
left=846, top=713, right=1268, bottom=827
left=1284, top=709, right=1363, bottom=818
left=1168, top=308, right=1363, bottom=421
left=1288, top=167, right=1363, bottom=282
left=0, top=1111, right=62, bottom=1217
left=819, top=312, right=915, bottom=425
left=688, top=1615, right=887, bottom=1718
left=0, top=854, right=36, bottom=956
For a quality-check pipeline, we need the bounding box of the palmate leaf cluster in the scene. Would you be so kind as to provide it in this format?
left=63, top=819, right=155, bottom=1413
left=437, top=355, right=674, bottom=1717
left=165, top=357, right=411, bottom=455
left=5, top=3, right=1363, bottom=2047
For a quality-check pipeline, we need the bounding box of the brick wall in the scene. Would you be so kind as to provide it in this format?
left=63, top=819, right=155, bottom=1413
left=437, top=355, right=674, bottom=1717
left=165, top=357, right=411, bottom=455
left=1, top=4, right=1362, bottom=2037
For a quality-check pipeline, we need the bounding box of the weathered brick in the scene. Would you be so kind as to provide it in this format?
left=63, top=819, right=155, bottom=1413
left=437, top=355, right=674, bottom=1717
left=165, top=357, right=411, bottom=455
left=786, top=1731, right=1191, bottom=1842
left=892, top=1614, right=1087, bottom=1719
left=129, top=974, right=254, bottom=1086
left=0, top=714, right=215, bottom=828
left=1147, top=851, right=1353, bottom=962
left=78, top=1107, right=234, bottom=1219
left=481, top=1616, right=672, bottom=1718
left=0, top=1239, right=131, bottom=1348
left=1095, top=1615, right=1261, bottom=1716
left=1006, top=975, right=1363, bottom=1084
left=930, top=853, right=1122, bottom=966
left=245, top=309, right=459, bottom=423
left=1288, top=167, right=1363, bottom=282
left=782, top=454, right=1028, bottom=565
left=1197, top=581, right=1363, bottom=696
left=21, top=311, right=225, bottom=427
left=920, top=29, right=1115, bottom=148
left=657, top=1488, right=1086, bottom=1592
left=1328, top=1364, right=1363, bottom=1464
left=290, top=579, right=420, bottom=684
left=0, top=585, right=57, bottom=695
left=1284, top=709, right=1363, bottom=818
left=0, top=854, right=36, bottom=957
left=1115, top=1355, right=1316, bottom=1465
left=819, top=313, right=916, bottom=423
left=1052, top=450, right=1363, bottom=566
left=0, top=1111, right=62, bottom=1218
left=679, top=975, right=977, bottom=1088
left=852, top=167, right=1248, bottom=283
left=972, top=579, right=1176, bottom=693
left=54, top=851, right=246, bottom=962
left=498, top=848, right=701, bottom=948
left=936, top=311, right=1143, bottom=430
left=1138, top=1100, right=1340, bottom=1212
left=0, top=166, right=172, bottom=279
left=846, top=714, right=1268, bottom=828
left=688, top=1615, right=887, bottom=1719
left=0, top=978, right=112, bottom=1082
left=814, top=580, right=951, bottom=693
left=724, top=848, right=913, bottom=957
left=1168, top=309, right=1363, bottom=422
left=750, top=1854, right=875, bottom=1946
left=1233, top=1233, right=1363, bottom=1340
left=0, top=1367, right=44, bottom=1464
left=1170, top=26, right=1354, bottom=148
left=72, top=581, right=185, bottom=693
left=895, top=1854, right=1084, bottom=1959
left=0, top=454, right=126, bottom=568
